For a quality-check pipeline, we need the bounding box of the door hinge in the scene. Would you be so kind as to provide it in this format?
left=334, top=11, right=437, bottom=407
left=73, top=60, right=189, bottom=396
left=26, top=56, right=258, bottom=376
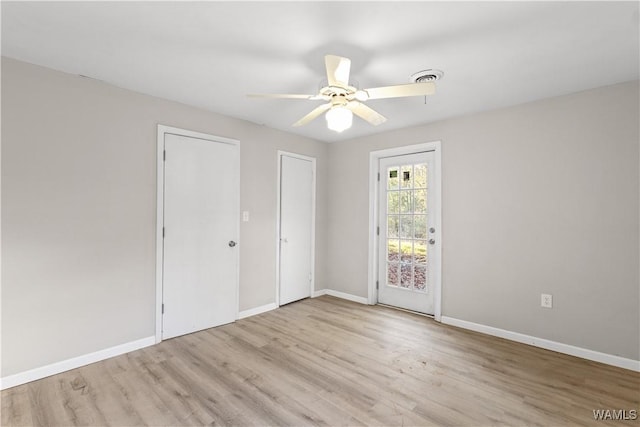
left=376, top=280, right=379, bottom=289
left=309, top=273, right=312, bottom=282
left=377, top=226, right=380, bottom=236
left=163, top=150, right=166, bottom=161
left=162, top=303, right=165, bottom=314
left=162, top=227, right=165, bottom=238
left=377, top=172, right=380, bottom=181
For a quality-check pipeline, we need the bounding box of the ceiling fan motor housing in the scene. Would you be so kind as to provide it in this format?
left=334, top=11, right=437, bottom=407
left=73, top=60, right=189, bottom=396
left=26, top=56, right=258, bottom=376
left=330, top=93, right=349, bottom=107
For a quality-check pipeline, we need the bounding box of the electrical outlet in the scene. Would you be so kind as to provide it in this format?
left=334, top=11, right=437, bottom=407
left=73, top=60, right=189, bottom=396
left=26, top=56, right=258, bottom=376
left=541, top=293, right=553, bottom=308
left=242, top=211, right=250, bottom=222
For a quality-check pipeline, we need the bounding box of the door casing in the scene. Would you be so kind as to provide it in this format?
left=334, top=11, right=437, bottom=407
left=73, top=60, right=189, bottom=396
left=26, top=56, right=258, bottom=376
left=276, top=151, right=316, bottom=307
left=155, top=125, right=240, bottom=343
left=368, top=141, right=442, bottom=321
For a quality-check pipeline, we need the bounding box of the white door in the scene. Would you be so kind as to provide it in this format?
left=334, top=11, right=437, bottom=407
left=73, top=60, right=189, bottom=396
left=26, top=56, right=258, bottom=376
left=378, top=151, right=438, bottom=314
left=162, top=133, right=239, bottom=340
left=279, top=154, right=314, bottom=305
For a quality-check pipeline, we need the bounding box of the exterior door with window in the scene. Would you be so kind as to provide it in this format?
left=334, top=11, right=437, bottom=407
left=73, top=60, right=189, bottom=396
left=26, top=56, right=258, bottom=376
left=378, top=152, right=437, bottom=314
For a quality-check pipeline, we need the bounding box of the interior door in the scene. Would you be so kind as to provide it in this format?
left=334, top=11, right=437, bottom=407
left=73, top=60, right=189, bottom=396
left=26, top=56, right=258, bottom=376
left=279, top=154, right=314, bottom=305
left=162, top=133, right=239, bottom=340
left=378, top=151, right=437, bottom=314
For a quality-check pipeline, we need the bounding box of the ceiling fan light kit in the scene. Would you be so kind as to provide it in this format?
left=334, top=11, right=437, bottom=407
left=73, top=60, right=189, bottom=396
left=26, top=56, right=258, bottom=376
left=248, top=55, right=440, bottom=133
left=326, top=106, right=353, bottom=133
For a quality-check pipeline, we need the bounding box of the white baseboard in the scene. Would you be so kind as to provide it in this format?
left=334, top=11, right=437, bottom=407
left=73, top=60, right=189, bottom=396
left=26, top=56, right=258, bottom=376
left=0, top=336, right=156, bottom=390
left=313, top=289, right=368, bottom=305
left=238, top=302, right=278, bottom=319
left=326, top=289, right=368, bottom=304
left=441, top=316, right=640, bottom=372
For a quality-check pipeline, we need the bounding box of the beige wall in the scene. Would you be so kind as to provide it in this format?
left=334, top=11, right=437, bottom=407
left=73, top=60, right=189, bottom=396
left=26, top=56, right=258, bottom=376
left=327, top=80, right=640, bottom=360
left=3, top=56, right=638, bottom=379
left=1, top=58, right=328, bottom=376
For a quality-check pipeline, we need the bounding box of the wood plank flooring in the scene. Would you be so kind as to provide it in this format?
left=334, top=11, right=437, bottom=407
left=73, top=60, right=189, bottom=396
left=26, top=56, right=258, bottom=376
left=2, top=296, right=638, bottom=426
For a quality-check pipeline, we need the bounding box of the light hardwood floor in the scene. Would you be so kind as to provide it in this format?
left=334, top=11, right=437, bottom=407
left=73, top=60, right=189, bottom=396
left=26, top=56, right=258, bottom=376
left=2, top=296, right=638, bottom=426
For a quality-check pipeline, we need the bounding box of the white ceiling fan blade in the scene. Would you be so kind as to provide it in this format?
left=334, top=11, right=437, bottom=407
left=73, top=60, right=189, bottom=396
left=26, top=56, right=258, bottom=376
left=325, top=55, right=351, bottom=88
left=347, top=101, right=387, bottom=126
left=292, top=103, right=332, bottom=127
left=247, top=93, right=315, bottom=99
left=363, top=81, right=435, bottom=100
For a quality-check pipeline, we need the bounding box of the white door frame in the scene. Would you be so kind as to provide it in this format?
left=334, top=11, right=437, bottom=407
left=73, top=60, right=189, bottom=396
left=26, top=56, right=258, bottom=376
left=275, top=151, right=316, bottom=307
left=155, top=124, right=240, bottom=343
left=367, top=141, right=442, bottom=321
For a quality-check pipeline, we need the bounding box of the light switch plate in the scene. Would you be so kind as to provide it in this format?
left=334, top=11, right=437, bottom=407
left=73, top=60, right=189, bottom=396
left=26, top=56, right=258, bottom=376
left=242, top=211, right=249, bottom=222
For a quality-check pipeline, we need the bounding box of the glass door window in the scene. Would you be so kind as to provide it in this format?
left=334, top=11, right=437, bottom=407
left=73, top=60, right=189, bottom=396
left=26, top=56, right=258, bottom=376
left=385, top=163, right=429, bottom=292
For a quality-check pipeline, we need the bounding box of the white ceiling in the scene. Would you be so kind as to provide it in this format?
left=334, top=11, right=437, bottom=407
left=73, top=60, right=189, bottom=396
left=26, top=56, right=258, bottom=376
left=2, top=1, right=639, bottom=143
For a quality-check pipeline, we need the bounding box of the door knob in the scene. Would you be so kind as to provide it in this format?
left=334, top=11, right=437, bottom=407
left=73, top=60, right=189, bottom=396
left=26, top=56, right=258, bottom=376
left=280, top=237, right=288, bottom=243
left=428, top=239, right=436, bottom=245
left=228, top=241, right=236, bottom=247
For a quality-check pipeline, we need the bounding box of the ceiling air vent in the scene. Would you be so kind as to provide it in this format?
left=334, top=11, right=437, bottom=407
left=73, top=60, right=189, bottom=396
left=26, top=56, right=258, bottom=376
left=410, top=69, right=444, bottom=83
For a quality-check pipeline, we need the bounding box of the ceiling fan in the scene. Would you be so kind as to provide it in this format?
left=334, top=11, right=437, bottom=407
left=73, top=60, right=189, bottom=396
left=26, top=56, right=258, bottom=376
left=248, top=55, right=437, bottom=133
